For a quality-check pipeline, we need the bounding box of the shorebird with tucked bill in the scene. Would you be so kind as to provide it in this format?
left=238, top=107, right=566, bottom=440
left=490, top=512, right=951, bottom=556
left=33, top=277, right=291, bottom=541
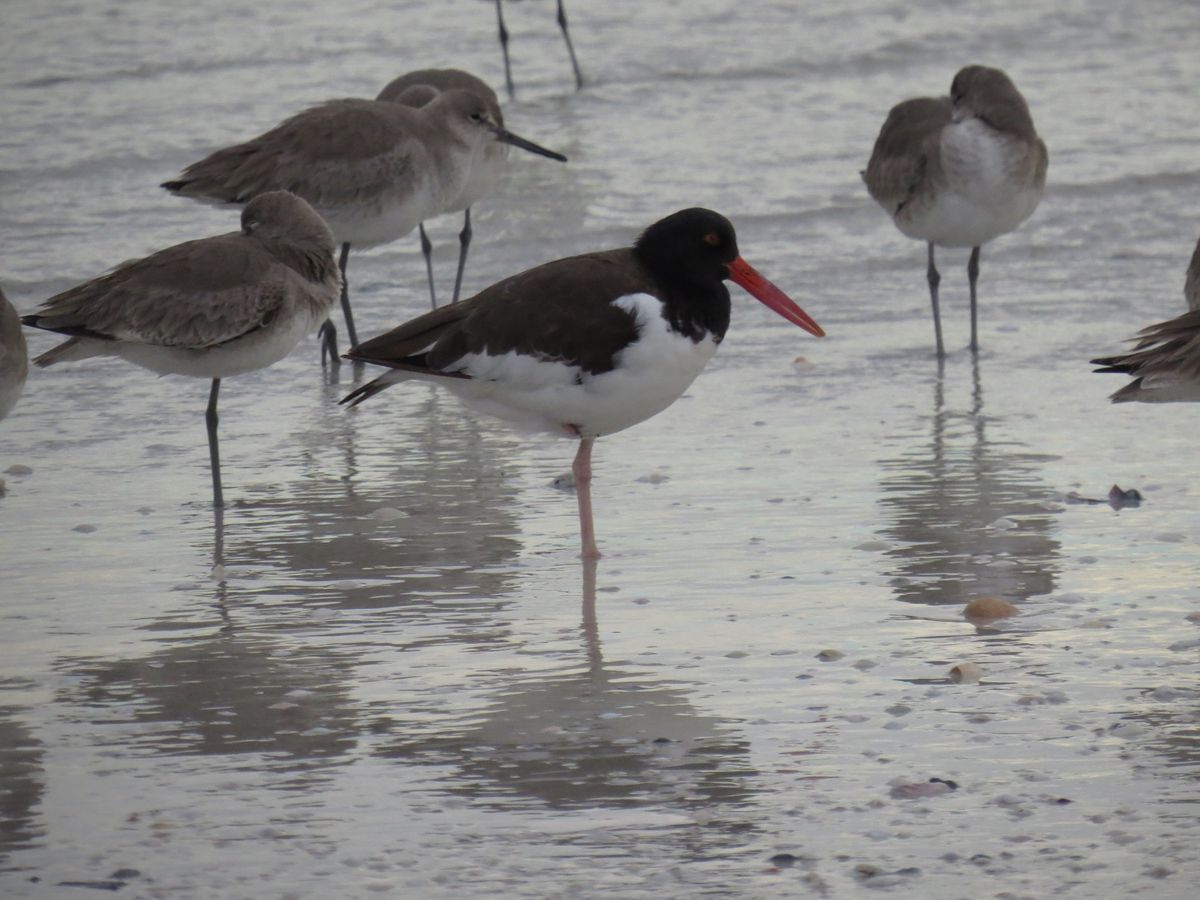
left=493, top=0, right=584, bottom=97
left=163, top=79, right=566, bottom=362
left=22, top=192, right=340, bottom=507
left=377, top=69, right=515, bottom=309
left=1092, top=237, right=1200, bottom=403
left=864, top=65, right=1048, bottom=357
left=0, top=287, right=28, bottom=423
left=341, top=208, right=825, bottom=560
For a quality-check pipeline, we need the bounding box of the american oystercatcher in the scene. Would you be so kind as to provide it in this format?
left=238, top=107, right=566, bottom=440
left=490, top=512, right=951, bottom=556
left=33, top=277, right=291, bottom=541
left=376, top=69, right=513, bottom=308
left=493, top=0, right=584, bottom=98
left=341, top=207, right=825, bottom=559
left=162, top=79, right=566, bottom=362
left=22, top=191, right=341, bottom=507
left=0, top=287, right=28, bottom=423
left=1092, top=236, right=1200, bottom=403
left=864, top=65, right=1048, bottom=357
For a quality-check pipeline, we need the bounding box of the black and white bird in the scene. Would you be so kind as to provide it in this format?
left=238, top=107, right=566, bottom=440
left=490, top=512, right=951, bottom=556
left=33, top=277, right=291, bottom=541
left=342, top=207, right=825, bottom=559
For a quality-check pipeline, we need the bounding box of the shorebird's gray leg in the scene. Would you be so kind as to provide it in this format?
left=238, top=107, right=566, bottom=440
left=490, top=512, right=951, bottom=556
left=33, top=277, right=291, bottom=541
left=318, top=320, right=337, bottom=366
left=556, top=0, right=584, bottom=90
left=927, top=241, right=945, bottom=358
left=321, top=242, right=357, bottom=364
left=419, top=223, right=438, bottom=310
left=495, top=0, right=515, bottom=98
left=452, top=208, right=473, bottom=304
left=967, top=245, right=981, bottom=353
left=206, top=378, right=224, bottom=509
left=338, top=243, right=357, bottom=347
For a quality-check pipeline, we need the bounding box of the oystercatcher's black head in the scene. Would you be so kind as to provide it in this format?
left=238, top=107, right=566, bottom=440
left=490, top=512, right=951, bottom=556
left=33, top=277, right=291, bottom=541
left=635, top=208, right=825, bottom=338
left=634, top=208, right=739, bottom=289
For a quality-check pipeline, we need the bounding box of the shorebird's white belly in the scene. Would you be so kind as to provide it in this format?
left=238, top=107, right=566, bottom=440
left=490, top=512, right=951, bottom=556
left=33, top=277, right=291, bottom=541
left=316, top=156, right=467, bottom=247
left=81, top=311, right=321, bottom=379
left=0, top=337, right=26, bottom=420
left=900, top=118, right=1043, bottom=248
left=318, top=191, right=433, bottom=247
left=0, top=375, right=24, bottom=420
left=444, top=293, right=719, bottom=438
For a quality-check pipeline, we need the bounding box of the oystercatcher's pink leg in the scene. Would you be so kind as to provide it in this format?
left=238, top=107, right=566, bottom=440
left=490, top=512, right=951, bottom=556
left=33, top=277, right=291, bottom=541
left=572, top=437, right=600, bottom=560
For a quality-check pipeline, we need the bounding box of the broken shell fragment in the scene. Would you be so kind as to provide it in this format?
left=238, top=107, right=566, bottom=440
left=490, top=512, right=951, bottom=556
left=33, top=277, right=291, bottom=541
left=949, top=662, right=983, bottom=683
left=964, top=597, right=1019, bottom=620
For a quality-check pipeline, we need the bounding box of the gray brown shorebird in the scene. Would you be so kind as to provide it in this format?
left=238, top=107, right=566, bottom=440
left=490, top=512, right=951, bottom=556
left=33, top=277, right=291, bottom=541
left=378, top=69, right=515, bottom=309
left=22, top=192, right=340, bottom=507
left=342, top=208, right=825, bottom=560
left=163, top=79, right=565, bottom=361
left=0, top=287, right=28, bottom=423
left=1092, top=237, right=1200, bottom=403
left=864, top=65, right=1048, bottom=356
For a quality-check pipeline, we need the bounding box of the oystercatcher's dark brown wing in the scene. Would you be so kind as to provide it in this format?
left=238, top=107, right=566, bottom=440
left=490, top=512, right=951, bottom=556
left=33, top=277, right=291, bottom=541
left=348, top=248, right=657, bottom=376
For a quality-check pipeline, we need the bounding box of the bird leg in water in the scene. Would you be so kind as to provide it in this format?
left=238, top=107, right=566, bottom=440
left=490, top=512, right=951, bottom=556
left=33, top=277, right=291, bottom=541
left=556, top=0, right=585, bottom=90
left=338, top=242, right=358, bottom=347
left=319, top=320, right=337, bottom=366
left=927, top=241, right=945, bottom=358
left=419, top=223, right=438, bottom=310
left=452, top=208, right=473, bottom=304
left=573, top=436, right=600, bottom=560
left=968, top=245, right=981, bottom=353
left=206, top=378, right=224, bottom=509
left=494, top=0, right=515, bottom=98
left=321, top=242, right=357, bottom=364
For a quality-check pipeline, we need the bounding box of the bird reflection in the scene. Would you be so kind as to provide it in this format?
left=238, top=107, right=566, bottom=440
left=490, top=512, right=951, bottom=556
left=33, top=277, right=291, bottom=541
left=876, top=356, right=1061, bottom=606
left=62, top=633, right=357, bottom=769
left=378, top=560, right=756, bottom=814
left=0, top=706, right=45, bottom=866
left=212, top=388, right=524, bottom=619
left=1115, top=696, right=1200, bottom=776
left=54, top=394, right=538, bottom=781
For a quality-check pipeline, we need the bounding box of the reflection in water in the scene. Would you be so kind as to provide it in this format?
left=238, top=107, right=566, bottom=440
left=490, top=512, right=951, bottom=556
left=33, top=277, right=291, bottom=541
left=380, top=561, right=757, bottom=815
left=0, top=706, right=44, bottom=868
left=52, top=391, right=536, bottom=786
left=221, top=389, right=524, bottom=613
left=1119, top=695, right=1200, bottom=782
left=878, top=358, right=1062, bottom=605
left=62, top=633, right=357, bottom=772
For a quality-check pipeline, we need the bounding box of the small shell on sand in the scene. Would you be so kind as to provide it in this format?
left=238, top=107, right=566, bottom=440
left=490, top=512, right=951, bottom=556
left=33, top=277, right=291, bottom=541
left=964, top=597, right=1019, bottom=620
left=949, top=662, right=983, bottom=683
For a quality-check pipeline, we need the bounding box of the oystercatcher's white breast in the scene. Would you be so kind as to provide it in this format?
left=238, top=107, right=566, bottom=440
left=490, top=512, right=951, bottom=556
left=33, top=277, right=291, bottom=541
left=445, top=293, right=719, bottom=438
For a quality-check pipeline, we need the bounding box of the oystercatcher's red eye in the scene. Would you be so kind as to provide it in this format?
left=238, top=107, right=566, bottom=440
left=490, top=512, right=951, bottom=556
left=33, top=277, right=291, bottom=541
left=703, top=232, right=720, bottom=247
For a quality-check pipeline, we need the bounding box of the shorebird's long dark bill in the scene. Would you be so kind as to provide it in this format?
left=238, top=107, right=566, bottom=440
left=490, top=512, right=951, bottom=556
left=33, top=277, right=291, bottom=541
left=491, top=125, right=568, bottom=162
left=726, top=257, right=825, bottom=337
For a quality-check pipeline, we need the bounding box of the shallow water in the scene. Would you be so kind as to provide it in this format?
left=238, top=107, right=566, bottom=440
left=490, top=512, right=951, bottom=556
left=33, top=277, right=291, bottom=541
left=3, top=0, right=1200, bottom=896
